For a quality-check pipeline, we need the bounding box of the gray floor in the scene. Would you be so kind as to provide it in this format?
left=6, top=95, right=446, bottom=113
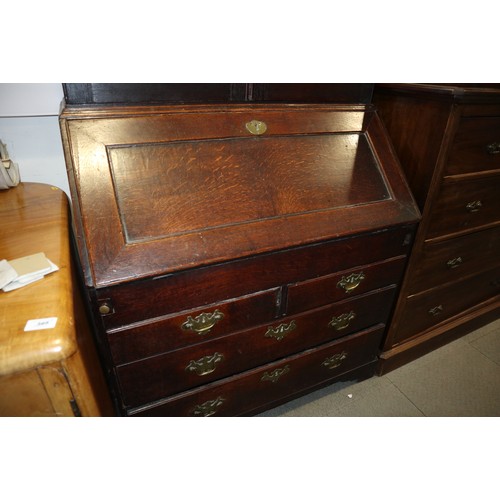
left=257, top=318, right=500, bottom=417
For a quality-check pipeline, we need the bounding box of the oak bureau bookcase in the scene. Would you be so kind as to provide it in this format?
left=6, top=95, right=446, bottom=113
left=59, top=84, right=420, bottom=416
left=374, top=84, right=500, bottom=373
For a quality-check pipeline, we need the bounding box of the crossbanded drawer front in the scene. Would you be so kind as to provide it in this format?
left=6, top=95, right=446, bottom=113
left=446, top=116, right=500, bottom=176
left=427, top=175, right=500, bottom=239
left=116, top=287, right=396, bottom=407
left=394, top=266, right=500, bottom=345
left=107, top=288, right=280, bottom=365
left=287, top=256, right=406, bottom=315
left=96, top=226, right=413, bottom=331
left=409, top=226, right=500, bottom=294
left=127, top=325, right=385, bottom=417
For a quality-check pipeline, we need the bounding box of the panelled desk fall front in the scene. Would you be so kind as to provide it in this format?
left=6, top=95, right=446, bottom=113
left=0, top=183, right=113, bottom=416
left=59, top=84, right=420, bottom=416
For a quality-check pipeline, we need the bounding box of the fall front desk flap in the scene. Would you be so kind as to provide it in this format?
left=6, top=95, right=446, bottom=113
left=60, top=104, right=420, bottom=288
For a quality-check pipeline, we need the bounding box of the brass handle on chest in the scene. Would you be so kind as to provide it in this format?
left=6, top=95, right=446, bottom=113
left=429, top=305, right=444, bottom=317
left=322, top=351, right=348, bottom=370
left=185, top=352, right=224, bottom=376
left=261, top=365, right=290, bottom=383
left=265, top=320, right=297, bottom=341
left=486, top=142, right=500, bottom=154
left=329, top=311, right=356, bottom=331
left=191, top=396, right=225, bottom=417
left=446, top=257, right=463, bottom=269
left=182, top=309, right=224, bottom=335
left=466, top=200, right=482, bottom=213
left=337, top=272, right=365, bottom=293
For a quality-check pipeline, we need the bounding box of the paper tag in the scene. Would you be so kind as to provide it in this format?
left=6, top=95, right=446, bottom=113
left=24, top=317, right=58, bottom=331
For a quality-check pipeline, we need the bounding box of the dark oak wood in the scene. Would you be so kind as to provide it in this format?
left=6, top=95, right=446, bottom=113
left=60, top=85, right=419, bottom=416
left=374, top=84, right=500, bottom=374
left=63, top=83, right=374, bottom=105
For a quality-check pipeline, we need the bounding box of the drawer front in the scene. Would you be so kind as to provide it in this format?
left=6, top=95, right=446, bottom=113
left=116, top=287, right=396, bottom=407
left=427, top=176, right=500, bottom=239
left=128, top=325, right=385, bottom=417
left=97, top=225, right=414, bottom=330
left=394, top=267, right=500, bottom=344
left=107, top=288, right=280, bottom=365
left=446, top=116, right=500, bottom=176
left=409, top=226, right=500, bottom=295
left=287, top=256, right=406, bottom=315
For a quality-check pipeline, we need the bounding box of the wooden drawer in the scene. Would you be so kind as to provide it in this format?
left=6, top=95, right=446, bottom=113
left=394, top=266, right=500, bottom=345
left=287, top=256, right=407, bottom=315
left=116, top=287, right=396, bottom=406
left=97, top=226, right=413, bottom=330
left=409, top=226, right=500, bottom=295
left=107, top=288, right=280, bottom=365
left=427, top=175, right=500, bottom=239
left=128, top=325, right=385, bottom=416
left=446, top=116, right=500, bottom=176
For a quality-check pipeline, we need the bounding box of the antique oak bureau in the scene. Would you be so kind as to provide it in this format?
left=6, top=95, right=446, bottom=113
left=374, top=84, right=500, bottom=373
left=59, top=84, right=420, bottom=416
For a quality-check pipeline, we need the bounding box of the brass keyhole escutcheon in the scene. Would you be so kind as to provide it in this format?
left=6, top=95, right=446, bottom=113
left=245, top=120, right=267, bottom=136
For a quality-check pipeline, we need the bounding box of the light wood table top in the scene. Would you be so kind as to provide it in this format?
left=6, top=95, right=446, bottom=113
left=0, top=183, right=78, bottom=376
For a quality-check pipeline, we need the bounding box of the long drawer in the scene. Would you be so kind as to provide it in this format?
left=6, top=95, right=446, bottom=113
left=426, top=175, right=500, bottom=239
left=128, top=325, right=385, bottom=417
left=409, top=225, right=500, bottom=295
left=116, top=287, right=396, bottom=406
left=393, top=266, right=500, bottom=345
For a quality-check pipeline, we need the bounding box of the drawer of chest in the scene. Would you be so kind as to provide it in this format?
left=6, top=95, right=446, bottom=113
left=107, top=288, right=280, bottom=364
left=409, top=226, right=500, bottom=295
left=128, top=324, right=385, bottom=416
left=287, top=256, right=407, bottom=315
left=394, top=266, right=500, bottom=345
left=446, top=116, right=500, bottom=176
left=115, top=286, right=396, bottom=407
left=427, top=175, right=500, bottom=239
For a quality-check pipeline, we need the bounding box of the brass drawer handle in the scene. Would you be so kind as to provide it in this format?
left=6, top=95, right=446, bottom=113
left=265, top=320, right=297, bottom=341
left=191, top=396, right=225, bottom=417
left=466, top=200, right=482, bottom=213
left=322, top=351, right=348, bottom=370
left=182, top=309, right=224, bottom=335
left=329, top=311, right=356, bottom=331
left=446, top=257, right=463, bottom=269
left=429, top=305, right=444, bottom=317
left=185, top=352, right=224, bottom=376
left=261, top=365, right=290, bottom=383
left=337, top=271, right=365, bottom=293
left=486, top=141, right=500, bottom=154
left=245, top=119, right=267, bottom=135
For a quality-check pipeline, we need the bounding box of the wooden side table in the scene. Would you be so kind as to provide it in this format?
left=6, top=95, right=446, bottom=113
left=0, top=183, right=114, bottom=416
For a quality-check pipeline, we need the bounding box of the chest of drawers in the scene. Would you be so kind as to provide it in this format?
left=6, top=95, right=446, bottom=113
left=374, top=84, right=500, bottom=373
left=59, top=86, right=419, bottom=416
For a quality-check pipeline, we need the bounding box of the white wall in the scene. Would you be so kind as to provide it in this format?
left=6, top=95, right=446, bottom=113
left=0, top=84, right=70, bottom=196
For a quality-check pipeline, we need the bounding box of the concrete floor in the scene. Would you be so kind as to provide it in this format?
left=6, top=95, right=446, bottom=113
left=257, top=318, right=500, bottom=417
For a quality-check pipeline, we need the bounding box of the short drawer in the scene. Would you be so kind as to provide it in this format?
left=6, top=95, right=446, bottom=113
left=409, top=225, right=500, bottom=294
left=116, top=286, right=396, bottom=407
left=287, top=256, right=407, bottom=315
left=107, top=288, right=280, bottom=364
left=427, top=175, right=500, bottom=239
left=128, top=324, right=385, bottom=417
left=394, top=266, right=500, bottom=345
left=446, top=116, right=500, bottom=176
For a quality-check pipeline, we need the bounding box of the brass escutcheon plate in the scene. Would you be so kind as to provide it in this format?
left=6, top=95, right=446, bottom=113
left=245, top=119, right=267, bottom=135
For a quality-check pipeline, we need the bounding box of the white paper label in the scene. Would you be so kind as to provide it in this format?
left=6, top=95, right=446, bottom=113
left=24, top=317, right=58, bottom=331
